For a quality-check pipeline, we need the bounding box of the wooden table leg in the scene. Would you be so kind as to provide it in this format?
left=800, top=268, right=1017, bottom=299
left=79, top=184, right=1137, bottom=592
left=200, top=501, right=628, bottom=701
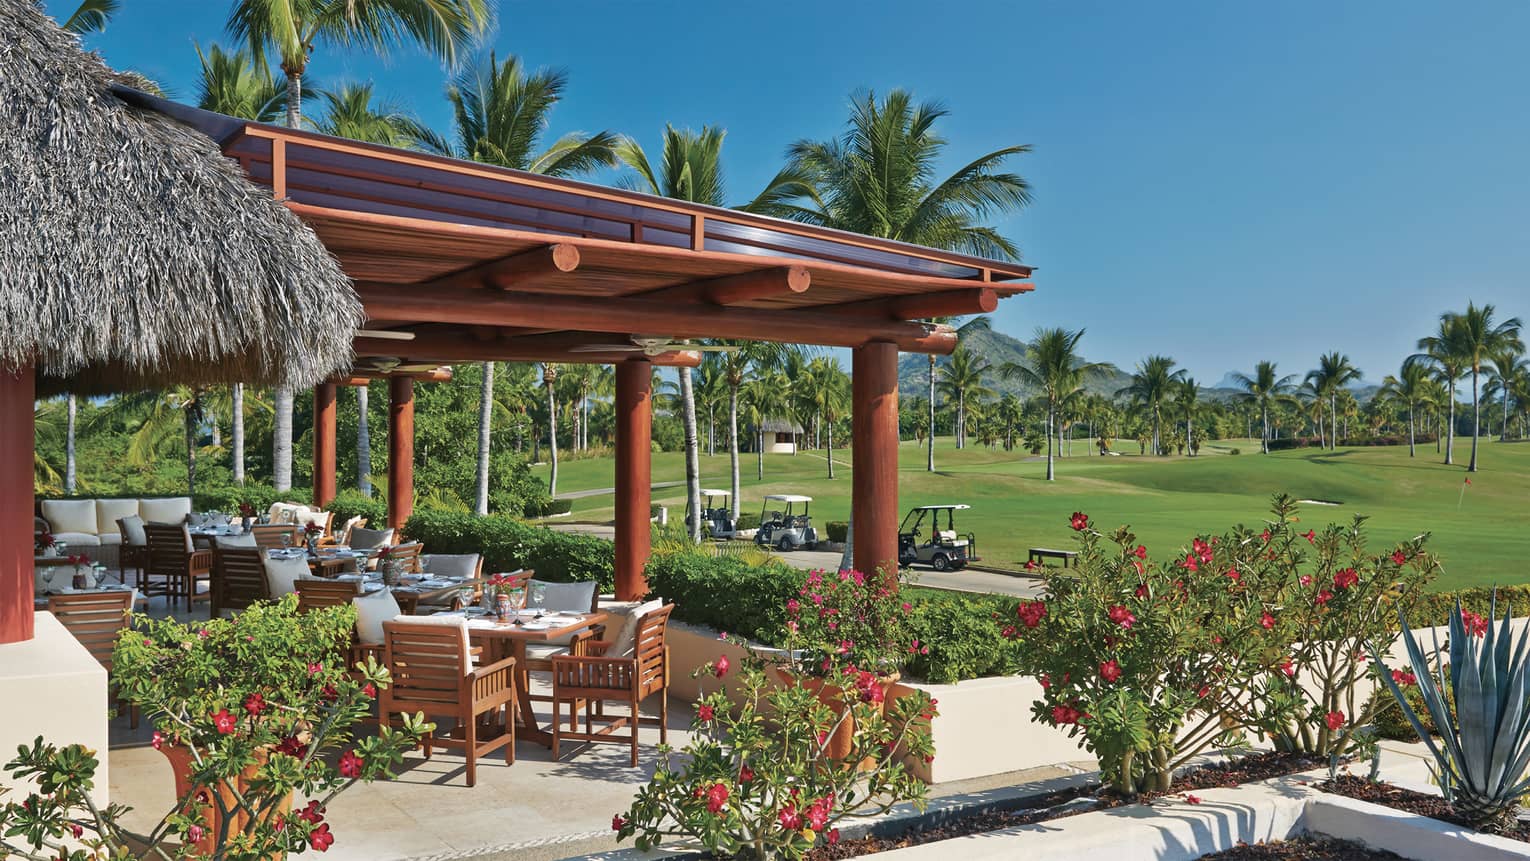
left=509, top=639, right=557, bottom=747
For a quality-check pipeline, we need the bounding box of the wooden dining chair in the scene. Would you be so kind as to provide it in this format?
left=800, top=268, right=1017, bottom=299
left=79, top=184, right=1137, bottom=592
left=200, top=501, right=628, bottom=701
left=295, top=578, right=361, bottom=611
left=379, top=542, right=424, bottom=574
left=211, top=548, right=270, bottom=617
left=551, top=604, right=674, bottom=767
left=327, top=515, right=367, bottom=548
left=143, top=523, right=212, bottom=613
left=252, top=524, right=304, bottom=552
left=380, top=618, right=518, bottom=787
left=48, top=591, right=137, bottom=727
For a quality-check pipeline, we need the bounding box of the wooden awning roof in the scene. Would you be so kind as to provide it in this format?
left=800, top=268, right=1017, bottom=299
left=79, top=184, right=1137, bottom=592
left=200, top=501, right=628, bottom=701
left=124, top=89, right=1035, bottom=370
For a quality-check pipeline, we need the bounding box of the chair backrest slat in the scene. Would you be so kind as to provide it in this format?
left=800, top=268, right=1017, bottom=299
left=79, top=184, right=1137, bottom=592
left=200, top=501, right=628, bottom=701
left=382, top=542, right=424, bottom=574
left=48, top=592, right=133, bottom=668
left=295, top=579, right=360, bottom=611
left=252, top=524, right=303, bottom=551
left=214, top=549, right=270, bottom=612
left=143, top=523, right=192, bottom=573
left=634, top=605, right=673, bottom=690
left=382, top=621, right=469, bottom=702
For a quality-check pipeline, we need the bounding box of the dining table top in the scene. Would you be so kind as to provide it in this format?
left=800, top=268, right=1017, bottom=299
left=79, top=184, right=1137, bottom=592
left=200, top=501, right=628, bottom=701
left=451, top=609, right=609, bottom=642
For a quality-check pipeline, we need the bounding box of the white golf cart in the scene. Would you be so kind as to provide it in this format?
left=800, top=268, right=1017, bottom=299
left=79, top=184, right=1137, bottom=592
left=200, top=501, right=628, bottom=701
left=754, top=494, right=818, bottom=551
left=689, top=489, right=737, bottom=539
left=898, top=504, right=979, bottom=571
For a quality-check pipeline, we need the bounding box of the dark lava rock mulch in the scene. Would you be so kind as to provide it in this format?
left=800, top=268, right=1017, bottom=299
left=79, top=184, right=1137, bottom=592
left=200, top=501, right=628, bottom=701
left=804, top=751, right=1327, bottom=860
left=1198, top=836, right=1404, bottom=860
left=1319, top=775, right=1530, bottom=843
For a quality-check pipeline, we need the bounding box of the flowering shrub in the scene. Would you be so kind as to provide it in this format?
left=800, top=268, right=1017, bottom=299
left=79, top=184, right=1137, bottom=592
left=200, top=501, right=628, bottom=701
left=0, top=596, right=431, bottom=860
left=786, top=567, right=913, bottom=676
left=614, top=653, right=936, bottom=860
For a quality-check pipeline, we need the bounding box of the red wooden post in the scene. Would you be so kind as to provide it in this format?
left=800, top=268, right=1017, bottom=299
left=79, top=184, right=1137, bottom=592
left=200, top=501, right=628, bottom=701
left=312, top=382, right=337, bottom=508
left=0, top=367, right=36, bottom=644
left=852, top=341, right=899, bottom=583
left=388, top=376, right=414, bottom=531
left=614, top=359, right=652, bottom=601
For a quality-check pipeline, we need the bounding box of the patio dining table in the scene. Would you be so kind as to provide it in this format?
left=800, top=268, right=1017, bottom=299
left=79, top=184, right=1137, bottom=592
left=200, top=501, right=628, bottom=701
left=317, top=567, right=482, bottom=615
left=446, top=609, right=610, bottom=748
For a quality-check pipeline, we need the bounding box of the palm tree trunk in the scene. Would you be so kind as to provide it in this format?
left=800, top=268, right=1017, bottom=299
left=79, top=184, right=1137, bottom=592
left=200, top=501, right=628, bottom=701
left=185, top=406, right=197, bottom=500
left=1469, top=368, right=1480, bottom=472
left=1503, top=386, right=1511, bottom=442
left=756, top=428, right=764, bottom=480
left=1152, top=410, right=1161, bottom=456
left=926, top=355, right=936, bottom=471
left=957, top=391, right=966, bottom=449
left=1408, top=404, right=1416, bottom=457
left=680, top=367, right=702, bottom=543
left=545, top=378, right=560, bottom=498
left=65, top=394, right=77, bottom=493
left=232, top=383, right=246, bottom=484
left=475, top=362, right=494, bottom=516
left=1261, top=405, right=1270, bottom=454
left=1331, top=393, right=1338, bottom=449
left=1045, top=401, right=1056, bottom=481
left=273, top=388, right=293, bottom=491
left=356, top=385, right=371, bottom=495
left=210, top=408, right=221, bottom=449
left=729, top=384, right=740, bottom=521
left=826, top=418, right=835, bottom=479
left=1187, top=410, right=1194, bottom=456
left=1445, top=383, right=1456, bottom=465
left=570, top=392, right=582, bottom=458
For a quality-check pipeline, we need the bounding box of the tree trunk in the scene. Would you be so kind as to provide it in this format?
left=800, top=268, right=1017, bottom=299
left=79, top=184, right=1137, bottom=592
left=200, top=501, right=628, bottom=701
left=1408, top=405, right=1416, bottom=457
left=757, top=429, right=764, bottom=480
left=1445, top=382, right=1456, bottom=465
left=185, top=405, right=197, bottom=500
left=1152, top=410, right=1161, bottom=456
left=1045, top=401, right=1056, bottom=481
left=546, top=379, right=559, bottom=498
left=680, top=366, right=702, bottom=543
left=356, top=385, right=371, bottom=495
left=926, top=355, right=936, bottom=471
left=957, top=390, right=966, bottom=449
left=1331, top=393, right=1338, bottom=449
left=1468, top=368, right=1480, bottom=472
left=232, top=383, right=245, bottom=484
left=210, top=408, right=221, bottom=449
left=1187, top=409, right=1194, bottom=456
left=272, top=388, right=293, bottom=491
left=1503, top=386, right=1511, bottom=441
left=1261, top=405, right=1270, bottom=454
left=65, top=394, right=77, bottom=493
left=729, top=384, right=741, bottom=521
left=569, top=390, right=582, bottom=458
left=826, top=415, right=835, bottom=480
left=475, top=362, right=494, bottom=515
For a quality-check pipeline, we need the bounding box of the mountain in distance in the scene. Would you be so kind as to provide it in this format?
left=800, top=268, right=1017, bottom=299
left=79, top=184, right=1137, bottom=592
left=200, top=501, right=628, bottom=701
left=895, top=326, right=1131, bottom=401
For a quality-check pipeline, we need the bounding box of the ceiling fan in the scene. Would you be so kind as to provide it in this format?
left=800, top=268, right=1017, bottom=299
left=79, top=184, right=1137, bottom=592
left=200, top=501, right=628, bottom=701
left=567, top=336, right=741, bottom=357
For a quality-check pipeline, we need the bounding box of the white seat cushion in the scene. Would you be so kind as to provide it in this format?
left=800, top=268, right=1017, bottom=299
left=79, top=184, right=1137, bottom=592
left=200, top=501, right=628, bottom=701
left=296, top=509, right=330, bottom=530
left=349, top=526, right=394, bottom=550
left=117, top=515, right=147, bottom=547
left=212, top=533, right=257, bottom=549
left=524, top=642, right=570, bottom=662
left=262, top=556, right=311, bottom=597
left=385, top=616, right=471, bottom=674
left=352, top=588, right=402, bottom=646
left=51, top=532, right=102, bottom=547
left=140, top=497, right=192, bottom=525
left=609, top=598, right=665, bottom=659
left=98, top=533, right=122, bottom=546
left=420, top=554, right=480, bottom=580
left=95, top=499, right=140, bottom=536
left=41, top=500, right=97, bottom=535
left=268, top=502, right=308, bottom=525
left=526, top=579, right=597, bottom=613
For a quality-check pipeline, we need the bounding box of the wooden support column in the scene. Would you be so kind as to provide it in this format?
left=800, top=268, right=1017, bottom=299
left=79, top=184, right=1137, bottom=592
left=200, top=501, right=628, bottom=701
left=388, top=376, right=414, bottom=531
left=614, top=359, right=653, bottom=601
left=852, top=341, right=899, bottom=584
left=0, top=367, right=35, bottom=644
left=312, top=383, right=337, bottom=508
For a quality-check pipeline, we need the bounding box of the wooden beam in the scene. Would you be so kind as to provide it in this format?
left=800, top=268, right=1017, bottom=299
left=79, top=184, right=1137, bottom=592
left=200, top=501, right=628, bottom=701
left=0, top=366, right=35, bottom=643
left=361, top=286, right=958, bottom=354
left=820, top=287, right=1005, bottom=321
left=636, top=265, right=811, bottom=306
left=354, top=331, right=703, bottom=367
left=433, top=243, right=581, bottom=291
left=332, top=367, right=455, bottom=385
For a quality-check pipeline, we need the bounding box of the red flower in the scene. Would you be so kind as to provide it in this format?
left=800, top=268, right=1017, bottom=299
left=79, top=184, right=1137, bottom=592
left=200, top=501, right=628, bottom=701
left=714, top=655, right=731, bottom=678
left=1107, top=605, right=1136, bottom=629
left=1461, top=610, right=1489, bottom=637
left=828, top=828, right=841, bottom=845
left=1224, top=568, right=1241, bottom=584
left=1051, top=704, right=1082, bottom=725
left=1391, top=669, right=1417, bottom=687
left=211, top=709, right=236, bottom=735
left=362, top=683, right=377, bottom=699
left=1069, top=512, right=1089, bottom=531
left=739, top=764, right=755, bottom=782
left=1299, top=575, right=1312, bottom=586
left=1183, top=554, right=1200, bottom=573
left=805, top=796, right=833, bottom=830
left=1197, top=684, right=1212, bottom=698
left=697, top=704, right=716, bottom=721
left=277, top=735, right=309, bottom=758
left=1134, top=583, right=1149, bottom=599
left=1185, top=794, right=1203, bottom=805
left=1099, top=660, right=1122, bottom=683
left=321, top=684, right=339, bottom=703
left=68, top=822, right=83, bottom=839
left=1315, top=589, right=1333, bottom=606
left=308, top=823, right=334, bottom=852
left=151, top=731, right=164, bottom=751
left=1333, top=568, right=1359, bottom=589
left=1325, top=710, right=1346, bottom=731
left=1017, top=600, right=1048, bottom=628
left=187, top=824, right=206, bottom=845
left=243, top=692, right=266, bottom=716
left=778, top=803, right=803, bottom=830
left=1023, top=559, right=1040, bottom=572
left=307, top=662, right=323, bottom=675
left=1260, top=529, right=1272, bottom=543
left=705, top=782, right=730, bottom=814
left=1133, top=545, right=1148, bottom=559
left=612, top=814, right=628, bottom=832
left=1260, top=612, right=1275, bottom=630
left=296, top=800, right=325, bottom=824
left=338, top=750, right=364, bottom=779
left=1193, top=538, right=1214, bottom=564
left=1278, top=658, right=1295, bottom=677
left=1303, top=530, right=1316, bottom=543
left=1391, top=550, right=1408, bottom=565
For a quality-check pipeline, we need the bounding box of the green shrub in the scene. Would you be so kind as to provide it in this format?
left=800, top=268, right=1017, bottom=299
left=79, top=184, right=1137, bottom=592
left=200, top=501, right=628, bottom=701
left=903, top=589, right=1026, bottom=684
left=1229, top=448, right=1241, bottom=456
left=643, top=551, right=803, bottom=643
left=736, top=512, right=761, bottom=531
left=191, top=483, right=306, bottom=513
left=327, top=489, right=388, bottom=528
left=404, top=510, right=614, bottom=592
left=542, top=498, right=574, bottom=516
left=824, top=521, right=849, bottom=543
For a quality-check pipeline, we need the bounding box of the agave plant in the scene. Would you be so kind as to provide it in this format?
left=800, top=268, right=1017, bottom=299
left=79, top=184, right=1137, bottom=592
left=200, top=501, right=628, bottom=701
left=1373, top=596, right=1530, bottom=829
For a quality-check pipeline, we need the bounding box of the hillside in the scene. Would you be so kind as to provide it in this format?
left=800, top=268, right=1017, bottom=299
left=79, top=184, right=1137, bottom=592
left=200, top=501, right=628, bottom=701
left=895, top=327, right=1132, bottom=400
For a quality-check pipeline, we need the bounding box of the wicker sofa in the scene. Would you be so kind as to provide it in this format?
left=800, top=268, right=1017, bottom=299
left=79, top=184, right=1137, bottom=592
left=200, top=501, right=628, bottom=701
left=35, top=496, right=193, bottom=569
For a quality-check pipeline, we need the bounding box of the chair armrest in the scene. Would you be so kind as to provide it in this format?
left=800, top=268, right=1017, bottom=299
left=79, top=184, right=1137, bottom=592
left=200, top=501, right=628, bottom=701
left=189, top=549, right=214, bottom=569
left=582, top=640, right=615, bottom=657
left=468, top=654, right=518, bottom=700
left=469, top=654, right=517, bottom=681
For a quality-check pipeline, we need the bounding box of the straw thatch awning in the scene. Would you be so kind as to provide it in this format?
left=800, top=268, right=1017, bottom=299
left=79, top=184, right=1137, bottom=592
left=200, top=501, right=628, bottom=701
left=0, top=0, right=361, bottom=396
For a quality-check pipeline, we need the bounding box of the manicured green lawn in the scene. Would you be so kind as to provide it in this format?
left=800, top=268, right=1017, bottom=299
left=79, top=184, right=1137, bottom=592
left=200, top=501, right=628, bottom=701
left=533, top=437, right=1530, bottom=591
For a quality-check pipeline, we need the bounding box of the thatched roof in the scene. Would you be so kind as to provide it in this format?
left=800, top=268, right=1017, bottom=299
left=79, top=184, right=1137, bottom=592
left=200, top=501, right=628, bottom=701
left=0, top=0, right=362, bottom=396
left=757, top=417, right=804, bottom=434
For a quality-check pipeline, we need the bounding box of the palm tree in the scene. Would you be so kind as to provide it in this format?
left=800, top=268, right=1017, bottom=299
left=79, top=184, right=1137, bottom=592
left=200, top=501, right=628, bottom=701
left=60, top=0, right=118, bottom=34
left=1382, top=360, right=1433, bottom=457
left=1486, top=349, right=1528, bottom=442
left=714, top=343, right=791, bottom=517
left=803, top=358, right=850, bottom=478
left=228, top=0, right=491, bottom=492
left=1117, top=355, right=1184, bottom=456
left=310, top=82, right=429, bottom=145
left=936, top=346, right=994, bottom=450
left=617, top=126, right=814, bottom=530
left=1414, top=316, right=1470, bottom=465
left=102, top=389, right=209, bottom=497
left=1000, top=328, right=1113, bottom=480
left=542, top=363, right=559, bottom=497
left=743, top=371, right=792, bottom=481
left=1304, top=352, right=1362, bottom=451
left=1446, top=303, right=1524, bottom=471
left=1232, top=361, right=1297, bottom=454
left=922, top=316, right=990, bottom=469
left=1175, top=377, right=1201, bottom=456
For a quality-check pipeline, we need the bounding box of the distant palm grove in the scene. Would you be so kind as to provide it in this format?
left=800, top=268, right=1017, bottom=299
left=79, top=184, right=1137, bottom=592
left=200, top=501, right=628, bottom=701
left=36, top=1, right=1530, bottom=529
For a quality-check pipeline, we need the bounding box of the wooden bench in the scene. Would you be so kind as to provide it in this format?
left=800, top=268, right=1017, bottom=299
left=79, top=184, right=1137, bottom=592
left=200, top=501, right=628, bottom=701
left=1027, top=548, right=1078, bottom=569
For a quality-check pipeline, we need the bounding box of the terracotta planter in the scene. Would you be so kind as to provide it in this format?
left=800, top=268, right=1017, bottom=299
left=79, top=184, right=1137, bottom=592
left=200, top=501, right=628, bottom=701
left=773, top=668, right=900, bottom=767
left=159, top=744, right=293, bottom=857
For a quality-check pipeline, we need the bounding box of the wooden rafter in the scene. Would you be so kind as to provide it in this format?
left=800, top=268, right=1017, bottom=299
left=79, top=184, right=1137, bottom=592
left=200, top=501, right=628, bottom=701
left=353, top=330, right=702, bottom=367
left=432, top=243, right=581, bottom=291
left=635, top=265, right=811, bottom=305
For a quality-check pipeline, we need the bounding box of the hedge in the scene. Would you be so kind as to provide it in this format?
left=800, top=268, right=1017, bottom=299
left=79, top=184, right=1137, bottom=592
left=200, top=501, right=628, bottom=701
left=824, top=521, right=848, bottom=543
left=1266, top=434, right=1438, bottom=451
left=326, top=490, right=388, bottom=529
left=403, top=510, right=615, bottom=592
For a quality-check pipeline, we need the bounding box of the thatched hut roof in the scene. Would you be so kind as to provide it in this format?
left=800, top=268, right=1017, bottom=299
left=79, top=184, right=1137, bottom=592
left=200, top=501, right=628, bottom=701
left=757, top=417, right=804, bottom=434
left=0, top=0, right=362, bottom=396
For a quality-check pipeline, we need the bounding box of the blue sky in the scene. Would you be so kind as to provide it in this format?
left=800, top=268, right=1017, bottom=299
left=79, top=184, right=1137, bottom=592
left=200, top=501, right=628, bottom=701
left=54, top=0, right=1530, bottom=386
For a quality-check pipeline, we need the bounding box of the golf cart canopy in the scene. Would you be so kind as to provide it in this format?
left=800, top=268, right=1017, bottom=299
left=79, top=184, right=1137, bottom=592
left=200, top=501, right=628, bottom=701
left=700, top=489, right=730, bottom=497
left=911, top=504, right=971, bottom=511
left=763, top=494, right=813, bottom=503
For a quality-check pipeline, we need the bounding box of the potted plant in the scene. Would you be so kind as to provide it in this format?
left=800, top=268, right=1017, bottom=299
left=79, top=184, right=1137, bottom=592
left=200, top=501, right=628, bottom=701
left=615, top=653, right=937, bottom=860
left=238, top=501, right=257, bottom=532
left=302, top=522, right=324, bottom=554
left=5, top=595, right=433, bottom=859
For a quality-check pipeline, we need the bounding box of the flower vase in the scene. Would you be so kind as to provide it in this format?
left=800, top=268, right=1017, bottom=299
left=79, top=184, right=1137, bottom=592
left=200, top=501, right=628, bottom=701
left=72, top=565, right=96, bottom=590
left=496, top=592, right=512, bottom=620
left=242, top=516, right=254, bottom=532
left=381, top=560, right=403, bottom=588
